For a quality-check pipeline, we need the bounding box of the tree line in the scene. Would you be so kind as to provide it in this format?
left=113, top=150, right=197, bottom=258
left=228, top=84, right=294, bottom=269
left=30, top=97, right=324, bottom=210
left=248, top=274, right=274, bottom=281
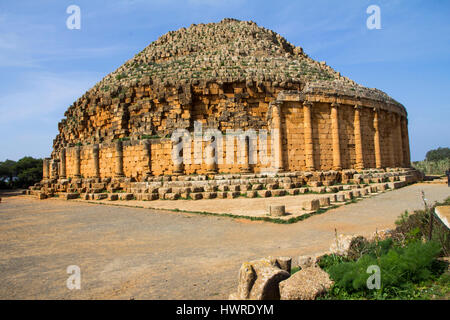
left=0, top=157, right=43, bottom=189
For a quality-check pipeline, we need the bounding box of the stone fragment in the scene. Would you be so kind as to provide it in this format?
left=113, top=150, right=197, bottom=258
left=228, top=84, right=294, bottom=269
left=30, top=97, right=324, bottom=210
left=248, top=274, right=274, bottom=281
left=279, top=267, right=333, bottom=300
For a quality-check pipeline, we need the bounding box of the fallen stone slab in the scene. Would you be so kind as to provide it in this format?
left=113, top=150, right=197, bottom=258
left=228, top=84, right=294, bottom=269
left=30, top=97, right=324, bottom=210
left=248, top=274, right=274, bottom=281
left=229, top=258, right=290, bottom=300
left=279, top=267, right=333, bottom=300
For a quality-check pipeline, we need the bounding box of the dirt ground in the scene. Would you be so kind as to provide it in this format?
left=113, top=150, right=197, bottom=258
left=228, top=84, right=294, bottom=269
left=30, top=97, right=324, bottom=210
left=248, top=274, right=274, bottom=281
left=0, top=183, right=449, bottom=299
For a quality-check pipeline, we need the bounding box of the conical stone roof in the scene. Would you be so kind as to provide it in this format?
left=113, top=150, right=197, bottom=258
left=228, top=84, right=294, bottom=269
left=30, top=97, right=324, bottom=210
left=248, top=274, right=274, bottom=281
left=55, top=18, right=404, bottom=153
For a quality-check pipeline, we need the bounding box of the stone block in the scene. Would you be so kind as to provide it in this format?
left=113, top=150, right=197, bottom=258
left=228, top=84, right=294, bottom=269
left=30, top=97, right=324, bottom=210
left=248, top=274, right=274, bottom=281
left=218, top=185, right=229, bottom=192
left=228, top=191, right=240, bottom=199
left=268, top=205, right=285, bottom=216
left=93, top=193, right=107, bottom=200
left=202, top=192, right=217, bottom=199
left=344, top=191, right=353, bottom=200
left=119, top=193, right=133, bottom=200
left=271, top=189, right=286, bottom=197
left=329, top=194, right=337, bottom=202
left=191, top=193, right=203, bottom=200
left=279, top=267, right=333, bottom=300
left=246, top=191, right=257, bottom=198
left=229, top=185, right=240, bottom=192
left=302, top=199, right=320, bottom=211
left=319, top=197, right=330, bottom=207
left=257, top=190, right=271, bottom=198
left=251, top=184, right=263, bottom=190
left=165, top=193, right=180, bottom=200
left=108, top=193, right=119, bottom=201
left=63, top=192, right=79, bottom=200
left=266, top=183, right=279, bottom=190
left=37, top=192, right=47, bottom=200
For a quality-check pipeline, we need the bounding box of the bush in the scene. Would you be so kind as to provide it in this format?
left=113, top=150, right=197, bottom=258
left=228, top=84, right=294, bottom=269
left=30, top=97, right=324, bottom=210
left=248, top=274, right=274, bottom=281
left=326, top=240, right=442, bottom=297
left=391, top=197, right=450, bottom=256
left=412, top=159, right=450, bottom=176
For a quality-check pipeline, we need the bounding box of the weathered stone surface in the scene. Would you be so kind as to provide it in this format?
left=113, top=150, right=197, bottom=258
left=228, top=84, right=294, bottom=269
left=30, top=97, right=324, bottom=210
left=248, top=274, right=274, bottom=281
left=230, top=258, right=290, bottom=300
left=319, top=197, right=330, bottom=207
left=302, top=199, right=320, bottom=211
left=119, top=193, right=133, bottom=200
left=108, top=193, right=119, bottom=201
left=268, top=205, right=285, bottom=216
left=279, top=267, right=333, bottom=300
left=93, top=193, right=107, bottom=200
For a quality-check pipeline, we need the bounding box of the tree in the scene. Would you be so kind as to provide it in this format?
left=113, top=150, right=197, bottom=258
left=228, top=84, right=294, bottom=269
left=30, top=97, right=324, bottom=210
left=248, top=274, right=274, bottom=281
left=15, top=157, right=43, bottom=188
left=0, top=157, right=43, bottom=189
left=0, top=160, right=16, bottom=186
left=425, top=147, right=450, bottom=162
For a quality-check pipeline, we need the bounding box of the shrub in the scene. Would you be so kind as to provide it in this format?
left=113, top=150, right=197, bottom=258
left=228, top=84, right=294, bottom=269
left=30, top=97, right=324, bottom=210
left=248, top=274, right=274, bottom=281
left=391, top=197, right=450, bottom=256
left=412, top=159, right=450, bottom=175
left=326, top=240, right=442, bottom=296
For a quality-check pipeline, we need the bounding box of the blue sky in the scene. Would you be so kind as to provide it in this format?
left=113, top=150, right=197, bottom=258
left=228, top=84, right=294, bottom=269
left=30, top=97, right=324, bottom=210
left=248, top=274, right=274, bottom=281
left=0, top=0, right=449, bottom=162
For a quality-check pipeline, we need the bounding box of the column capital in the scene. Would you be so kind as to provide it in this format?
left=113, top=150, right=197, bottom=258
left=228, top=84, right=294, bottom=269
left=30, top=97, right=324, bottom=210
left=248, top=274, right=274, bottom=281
left=331, top=102, right=340, bottom=108
left=354, top=104, right=362, bottom=110
left=303, top=100, right=313, bottom=108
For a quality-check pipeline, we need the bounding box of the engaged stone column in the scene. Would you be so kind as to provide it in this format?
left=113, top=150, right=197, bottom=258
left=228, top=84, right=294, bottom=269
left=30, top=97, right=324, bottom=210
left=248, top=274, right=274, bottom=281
left=143, top=139, right=153, bottom=177
left=389, top=113, right=396, bottom=167
left=206, top=137, right=217, bottom=174
left=386, top=111, right=395, bottom=168
left=271, top=102, right=284, bottom=172
left=74, top=146, right=81, bottom=178
left=59, top=148, right=66, bottom=179
left=354, top=105, right=364, bottom=170
left=395, top=114, right=404, bottom=167
left=115, top=140, right=124, bottom=178
left=303, top=101, right=315, bottom=171
left=373, top=109, right=382, bottom=169
left=240, top=136, right=251, bottom=173
left=50, top=159, right=59, bottom=180
left=93, top=144, right=100, bottom=178
left=330, top=102, right=342, bottom=170
left=43, top=158, right=50, bottom=179
left=401, top=117, right=411, bottom=167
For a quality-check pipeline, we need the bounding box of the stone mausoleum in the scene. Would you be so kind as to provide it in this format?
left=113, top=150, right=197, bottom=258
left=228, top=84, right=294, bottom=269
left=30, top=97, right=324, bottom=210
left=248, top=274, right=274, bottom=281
left=31, top=19, right=420, bottom=200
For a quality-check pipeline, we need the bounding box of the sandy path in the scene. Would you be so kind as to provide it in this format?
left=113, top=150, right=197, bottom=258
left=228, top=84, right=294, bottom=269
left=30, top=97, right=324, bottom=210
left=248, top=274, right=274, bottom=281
left=0, top=183, right=448, bottom=299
